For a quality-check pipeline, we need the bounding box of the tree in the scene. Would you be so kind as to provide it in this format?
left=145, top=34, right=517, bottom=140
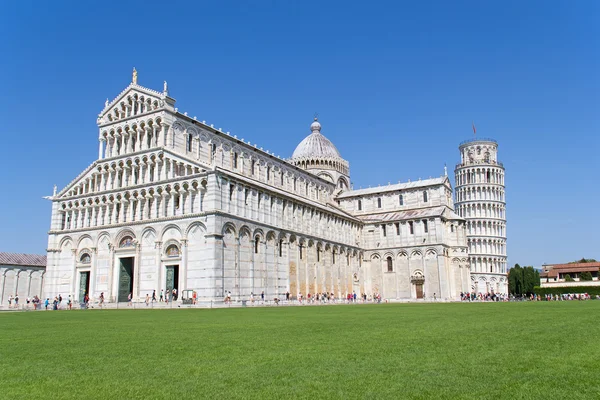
left=564, top=274, right=573, bottom=282
left=569, top=258, right=597, bottom=264
left=508, top=264, right=540, bottom=296
left=508, top=264, right=522, bottom=295
left=580, top=271, right=593, bottom=281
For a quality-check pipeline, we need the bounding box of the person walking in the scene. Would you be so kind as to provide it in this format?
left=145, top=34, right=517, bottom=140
left=127, top=292, right=132, bottom=307
left=145, top=294, right=150, bottom=306
left=160, top=290, right=164, bottom=302
left=152, top=290, right=157, bottom=303
left=44, top=298, right=49, bottom=310
left=67, top=295, right=72, bottom=310
left=99, top=292, right=105, bottom=308
left=14, top=294, right=19, bottom=309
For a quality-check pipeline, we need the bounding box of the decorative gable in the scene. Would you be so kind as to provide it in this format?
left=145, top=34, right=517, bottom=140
left=97, top=76, right=175, bottom=127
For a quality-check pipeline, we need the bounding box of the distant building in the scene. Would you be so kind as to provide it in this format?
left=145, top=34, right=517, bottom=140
left=540, top=262, right=600, bottom=288
left=0, top=252, right=46, bottom=306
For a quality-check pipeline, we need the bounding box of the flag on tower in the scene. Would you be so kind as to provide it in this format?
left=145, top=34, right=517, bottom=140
left=472, top=122, right=476, bottom=136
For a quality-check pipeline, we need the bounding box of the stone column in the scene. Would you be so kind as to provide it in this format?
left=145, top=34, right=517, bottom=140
left=181, top=239, right=188, bottom=296
left=70, top=249, right=77, bottom=299
left=107, top=244, right=115, bottom=302
left=0, top=269, right=5, bottom=306
left=134, top=243, right=141, bottom=300
left=89, top=247, right=97, bottom=300
left=155, top=241, right=162, bottom=294
left=26, top=270, right=33, bottom=298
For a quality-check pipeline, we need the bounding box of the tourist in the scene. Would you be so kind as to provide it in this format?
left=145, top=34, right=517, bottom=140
left=160, top=289, right=164, bottom=302
left=8, top=294, right=13, bottom=309
left=285, top=291, right=290, bottom=301
left=152, top=290, right=157, bottom=302
left=128, top=293, right=132, bottom=306
left=53, top=297, right=58, bottom=310
left=250, top=292, right=254, bottom=304
left=14, top=294, right=19, bottom=309
left=84, top=293, right=89, bottom=309
left=261, top=291, right=265, bottom=303
left=172, top=288, right=178, bottom=301
left=67, top=295, right=72, bottom=310
left=99, top=292, right=105, bottom=308
left=165, top=291, right=169, bottom=304
left=58, top=294, right=62, bottom=309
left=192, top=291, right=197, bottom=305
left=145, top=294, right=150, bottom=306
left=44, top=298, right=49, bottom=310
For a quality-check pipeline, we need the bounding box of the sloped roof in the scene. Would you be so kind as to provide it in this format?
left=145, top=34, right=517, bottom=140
left=540, top=263, right=600, bottom=278
left=0, top=252, right=47, bottom=267
left=338, top=177, right=448, bottom=198
left=358, top=206, right=446, bottom=223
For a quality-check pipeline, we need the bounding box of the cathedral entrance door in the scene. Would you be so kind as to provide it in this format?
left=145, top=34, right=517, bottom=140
left=79, top=271, right=90, bottom=303
left=118, top=257, right=134, bottom=302
left=166, top=265, right=179, bottom=295
left=415, top=283, right=424, bottom=299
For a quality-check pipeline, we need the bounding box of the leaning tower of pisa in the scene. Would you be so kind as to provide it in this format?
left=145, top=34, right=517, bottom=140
left=454, top=138, right=507, bottom=294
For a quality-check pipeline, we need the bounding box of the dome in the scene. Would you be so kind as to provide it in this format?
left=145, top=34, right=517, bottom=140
left=291, top=118, right=342, bottom=159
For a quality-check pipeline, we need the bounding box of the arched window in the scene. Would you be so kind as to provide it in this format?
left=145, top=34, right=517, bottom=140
left=399, top=194, right=404, bottom=206
left=251, top=160, right=256, bottom=175
left=166, top=244, right=180, bottom=257
left=254, top=236, right=260, bottom=254
left=119, top=236, right=134, bottom=248
left=358, top=199, right=362, bottom=211
left=80, top=253, right=91, bottom=264
left=233, top=152, right=238, bottom=169
left=266, top=166, right=271, bottom=181
left=187, top=134, right=193, bottom=152
left=279, top=239, right=283, bottom=257
left=377, top=198, right=382, bottom=208
left=387, top=256, right=393, bottom=272
left=423, top=191, right=428, bottom=202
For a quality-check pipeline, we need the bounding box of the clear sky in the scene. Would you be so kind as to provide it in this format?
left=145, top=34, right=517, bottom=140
left=0, top=1, right=597, bottom=267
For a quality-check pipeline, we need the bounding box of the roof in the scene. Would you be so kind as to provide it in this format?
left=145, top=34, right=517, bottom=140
left=0, top=252, right=47, bottom=267
left=540, top=262, right=600, bottom=278
left=337, top=177, right=448, bottom=198
left=291, top=119, right=343, bottom=160
left=358, top=206, right=446, bottom=223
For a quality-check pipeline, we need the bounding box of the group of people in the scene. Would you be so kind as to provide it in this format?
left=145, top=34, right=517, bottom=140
left=223, top=290, right=384, bottom=305
left=460, top=292, right=508, bottom=302
left=539, top=293, right=594, bottom=301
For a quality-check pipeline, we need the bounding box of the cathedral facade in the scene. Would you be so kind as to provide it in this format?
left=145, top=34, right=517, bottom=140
left=44, top=75, right=484, bottom=303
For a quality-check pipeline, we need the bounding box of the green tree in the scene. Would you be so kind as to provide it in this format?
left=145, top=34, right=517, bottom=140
left=564, top=274, right=573, bottom=282
left=508, top=265, right=540, bottom=295
left=508, top=264, right=523, bottom=295
left=569, top=258, right=597, bottom=264
left=580, top=271, right=593, bottom=281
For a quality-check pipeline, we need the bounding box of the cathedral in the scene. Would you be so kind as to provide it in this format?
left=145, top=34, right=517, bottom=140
left=44, top=72, right=506, bottom=303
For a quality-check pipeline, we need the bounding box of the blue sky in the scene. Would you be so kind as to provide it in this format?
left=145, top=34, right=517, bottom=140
left=0, top=1, right=597, bottom=267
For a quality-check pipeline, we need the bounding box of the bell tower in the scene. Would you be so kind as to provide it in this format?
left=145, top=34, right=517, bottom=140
left=454, top=137, right=507, bottom=294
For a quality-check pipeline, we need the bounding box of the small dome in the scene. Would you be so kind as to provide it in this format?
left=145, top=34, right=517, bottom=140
left=291, top=118, right=342, bottom=159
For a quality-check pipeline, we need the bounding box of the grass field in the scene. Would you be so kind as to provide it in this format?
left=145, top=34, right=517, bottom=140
left=1, top=302, right=599, bottom=400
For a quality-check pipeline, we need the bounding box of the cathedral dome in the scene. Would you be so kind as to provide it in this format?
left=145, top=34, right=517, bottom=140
left=291, top=118, right=342, bottom=160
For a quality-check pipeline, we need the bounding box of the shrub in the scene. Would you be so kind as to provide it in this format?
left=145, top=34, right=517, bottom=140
left=580, top=272, right=593, bottom=281
left=534, top=286, right=600, bottom=297
left=564, top=274, right=573, bottom=282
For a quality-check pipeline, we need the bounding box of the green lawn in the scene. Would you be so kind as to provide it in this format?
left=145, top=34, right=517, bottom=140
left=1, top=302, right=599, bottom=399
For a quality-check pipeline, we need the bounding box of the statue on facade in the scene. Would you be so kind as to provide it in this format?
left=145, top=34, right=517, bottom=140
left=163, top=80, right=168, bottom=94
left=132, top=67, right=138, bottom=84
